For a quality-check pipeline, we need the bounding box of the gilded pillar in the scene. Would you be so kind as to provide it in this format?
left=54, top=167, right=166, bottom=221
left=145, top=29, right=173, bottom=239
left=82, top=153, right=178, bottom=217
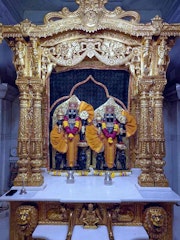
left=14, top=81, right=31, bottom=186
left=29, top=82, right=44, bottom=186
left=42, top=89, right=49, bottom=168
left=151, top=78, right=168, bottom=187
left=138, top=79, right=154, bottom=186
left=133, top=98, right=141, bottom=168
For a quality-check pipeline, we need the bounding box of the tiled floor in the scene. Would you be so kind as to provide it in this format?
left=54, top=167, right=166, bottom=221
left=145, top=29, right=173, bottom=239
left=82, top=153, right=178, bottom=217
left=0, top=204, right=180, bottom=240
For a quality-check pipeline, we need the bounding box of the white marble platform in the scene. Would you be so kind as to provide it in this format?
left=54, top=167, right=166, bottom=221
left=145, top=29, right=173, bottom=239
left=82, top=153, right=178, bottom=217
left=1, top=169, right=180, bottom=240
left=113, top=226, right=149, bottom=240
left=32, top=225, right=68, bottom=240
left=32, top=224, right=149, bottom=240
left=1, top=169, right=180, bottom=204
left=71, top=225, right=109, bottom=240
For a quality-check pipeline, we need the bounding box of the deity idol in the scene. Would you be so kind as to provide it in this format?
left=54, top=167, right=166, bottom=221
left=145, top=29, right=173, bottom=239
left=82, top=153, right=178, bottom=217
left=50, top=95, right=94, bottom=169
left=86, top=98, right=137, bottom=170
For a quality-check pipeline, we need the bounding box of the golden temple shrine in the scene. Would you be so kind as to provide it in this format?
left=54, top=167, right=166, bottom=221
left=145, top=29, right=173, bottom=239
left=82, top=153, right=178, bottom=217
left=0, top=0, right=180, bottom=239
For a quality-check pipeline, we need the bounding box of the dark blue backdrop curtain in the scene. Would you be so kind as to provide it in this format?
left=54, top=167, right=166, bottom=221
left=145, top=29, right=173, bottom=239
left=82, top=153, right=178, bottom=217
left=50, top=69, right=129, bottom=109
left=49, top=69, right=129, bottom=168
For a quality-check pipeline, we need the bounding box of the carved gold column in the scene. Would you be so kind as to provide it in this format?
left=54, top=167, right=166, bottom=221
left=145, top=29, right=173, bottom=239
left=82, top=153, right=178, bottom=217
left=138, top=79, right=154, bottom=186
left=151, top=78, right=168, bottom=187
left=133, top=98, right=141, bottom=168
left=14, top=80, right=31, bottom=186
left=42, top=90, right=49, bottom=168
left=29, top=82, right=44, bottom=186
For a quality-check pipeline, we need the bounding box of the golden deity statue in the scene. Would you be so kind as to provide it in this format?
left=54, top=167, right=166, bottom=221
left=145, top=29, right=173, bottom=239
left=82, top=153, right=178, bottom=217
left=80, top=203, right=102, bottom=229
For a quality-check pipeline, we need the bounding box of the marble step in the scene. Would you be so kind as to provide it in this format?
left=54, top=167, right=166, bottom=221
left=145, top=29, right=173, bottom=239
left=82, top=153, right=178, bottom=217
left=32, top=224, right=149, bottom=240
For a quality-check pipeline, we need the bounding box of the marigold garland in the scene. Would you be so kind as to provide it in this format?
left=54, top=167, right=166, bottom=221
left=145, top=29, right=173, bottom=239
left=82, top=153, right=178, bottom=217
left=63, top=116, right=80, bottom=139
left=102, top=120, right=119, bottom=143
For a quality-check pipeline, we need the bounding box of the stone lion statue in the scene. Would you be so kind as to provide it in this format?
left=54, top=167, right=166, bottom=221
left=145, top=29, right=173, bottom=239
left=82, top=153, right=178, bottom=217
left=143, top=206, right=167, bottom=240
left=15, top=205, right=38, bottom=237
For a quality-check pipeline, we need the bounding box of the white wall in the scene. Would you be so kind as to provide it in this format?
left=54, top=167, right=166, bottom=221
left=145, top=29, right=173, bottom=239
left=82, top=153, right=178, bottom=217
left=0, top=84, right=18, bottom=195
left=164, top=99, right=180, bottom=195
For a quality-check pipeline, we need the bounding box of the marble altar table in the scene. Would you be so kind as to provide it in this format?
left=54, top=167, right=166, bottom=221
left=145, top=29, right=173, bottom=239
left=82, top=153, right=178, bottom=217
left=0, top=168, right=180, bottom=240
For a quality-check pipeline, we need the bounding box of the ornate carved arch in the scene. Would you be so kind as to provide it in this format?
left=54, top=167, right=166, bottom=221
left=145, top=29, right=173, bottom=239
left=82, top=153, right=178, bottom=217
left=1, top=0, right=180, bottom=187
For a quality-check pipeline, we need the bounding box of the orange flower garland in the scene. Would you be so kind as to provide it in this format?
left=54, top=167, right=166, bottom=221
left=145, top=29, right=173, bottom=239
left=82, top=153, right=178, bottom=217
left=102, top=120, right=119, bottom=143
left=63, top=116, right=80, bottom=140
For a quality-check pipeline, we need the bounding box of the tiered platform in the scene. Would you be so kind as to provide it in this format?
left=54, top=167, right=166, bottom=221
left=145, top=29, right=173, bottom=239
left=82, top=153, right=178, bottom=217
left=1, top=169, right=180, bottom=240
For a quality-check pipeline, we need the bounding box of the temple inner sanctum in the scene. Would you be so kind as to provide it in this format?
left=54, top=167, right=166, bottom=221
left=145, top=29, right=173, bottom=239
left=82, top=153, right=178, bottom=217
left=0, top=0, right=180, bottom=239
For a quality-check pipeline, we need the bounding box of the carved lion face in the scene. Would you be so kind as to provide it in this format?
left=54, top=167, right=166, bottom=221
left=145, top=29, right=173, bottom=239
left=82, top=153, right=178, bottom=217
left=144, top=206, right=167, bottom=238
left=16, top=205, right=38, bottom=236
left=149, top=208, right=165, bottom=227
left=16, top=208, right=31, bottom=231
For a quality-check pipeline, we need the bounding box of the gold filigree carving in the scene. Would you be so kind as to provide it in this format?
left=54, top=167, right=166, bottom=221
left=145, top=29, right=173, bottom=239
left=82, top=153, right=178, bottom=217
left=15, top=205, right=38, bottom=237
left=151, top=16, right=163, bottom=36
left=143, top=206, right=167, bottom=240
left=13, top=38, right=42, bottom=78
left=111, top=206, right=134, bottom=222
left=138, top=78, right=155, bottom=186
left=151, top=78, right=168, bottom=186
left=42, top=37, right=137, bottom=67
left=157, top=39, right=169, bottom=75
left=31, top=38, right=41, bottom=78
left=13, top=40, right=26, bottom=77
left=142, top=37, right=151, bottom=76
left=47, top=206, right=68, bottom=222
left=13, top=81, right=33, bottom=186
left=80, top=203, right=102, bottom=228
left=28, top=83, right=44, bottom=185
left=9, top=202, right=174, bottom=240
left=2, top=0, right=180, bottom=38
left=19, top=19, right=36, bottom=37
left=2, top=0, right=179, bottom=187
left=43, top=0, right=140, bottom=33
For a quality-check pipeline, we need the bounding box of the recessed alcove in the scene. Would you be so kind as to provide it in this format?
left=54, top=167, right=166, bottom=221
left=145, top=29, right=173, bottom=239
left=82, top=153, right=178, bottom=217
left=49, top=69, right=131, bottom=172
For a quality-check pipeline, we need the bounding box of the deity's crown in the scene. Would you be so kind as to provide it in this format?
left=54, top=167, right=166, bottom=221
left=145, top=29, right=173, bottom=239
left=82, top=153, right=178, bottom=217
left=68, top=101, right=78, bottom=109
left=105, top=105, right=115, bottom=114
